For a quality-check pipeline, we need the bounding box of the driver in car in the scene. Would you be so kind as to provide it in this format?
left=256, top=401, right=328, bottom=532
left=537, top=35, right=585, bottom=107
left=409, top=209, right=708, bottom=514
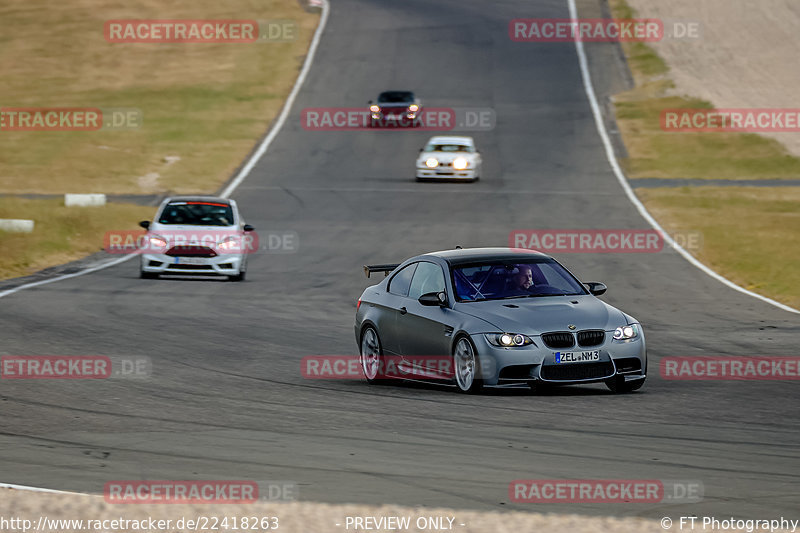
left=507, top=264, right=534, bottom=294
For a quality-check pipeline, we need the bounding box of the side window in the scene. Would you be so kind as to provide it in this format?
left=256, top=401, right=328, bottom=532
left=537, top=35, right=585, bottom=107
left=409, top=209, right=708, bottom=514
left=408, top=262, right=446, bottom=300
left=388, top=263, right=417, bottom=296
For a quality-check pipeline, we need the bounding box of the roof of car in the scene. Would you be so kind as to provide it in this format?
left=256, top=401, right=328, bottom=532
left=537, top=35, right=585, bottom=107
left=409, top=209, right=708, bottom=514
left=427, top=136, right=474, bottom=145
left=422, top=247, right=550, bottom=265
left=164, top=196, right=232, bottom=205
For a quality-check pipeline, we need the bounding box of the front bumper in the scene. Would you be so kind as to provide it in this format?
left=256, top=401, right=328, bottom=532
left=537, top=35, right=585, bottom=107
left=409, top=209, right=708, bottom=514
left=140, top=253, right=245, bottom=276
left=416, top=167, right=477, bottom=180
left=471, top=333, right=646, bottom=386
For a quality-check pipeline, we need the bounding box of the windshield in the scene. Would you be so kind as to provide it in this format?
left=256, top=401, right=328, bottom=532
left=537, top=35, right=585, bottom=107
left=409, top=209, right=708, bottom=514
left=452, top=259, right=587, bottom=301
left=157, top=201, right=235, bottom=226
left=425, top=143, right=473, bottom=153
left=378, top=91, right=413, bottom=103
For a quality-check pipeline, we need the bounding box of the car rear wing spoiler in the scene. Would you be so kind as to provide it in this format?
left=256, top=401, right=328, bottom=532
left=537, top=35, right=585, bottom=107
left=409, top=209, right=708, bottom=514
left=363, top=264, right=400, bottom=278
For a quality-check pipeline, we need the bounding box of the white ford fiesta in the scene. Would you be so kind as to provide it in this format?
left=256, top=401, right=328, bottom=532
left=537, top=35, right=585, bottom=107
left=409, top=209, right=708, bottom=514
left=138, top=196, right=255, bottom=281
left=415, top=135, right=482, bottom=182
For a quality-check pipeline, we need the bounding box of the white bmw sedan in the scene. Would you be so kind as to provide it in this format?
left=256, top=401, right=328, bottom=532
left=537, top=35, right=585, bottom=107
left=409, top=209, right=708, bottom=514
left=416, top=136, right=482, bottom=182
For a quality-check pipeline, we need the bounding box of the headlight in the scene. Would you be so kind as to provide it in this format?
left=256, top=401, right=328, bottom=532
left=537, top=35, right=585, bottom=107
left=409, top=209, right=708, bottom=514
left=217, top=237, right=240, bottom=251
left=452, top=157, right=468, bottom=170
left=409, top=104, right=419, bottom=112
left=425, top=158, right=439, bottom=168
left=486, top=333, right=535, bottom=347
left=369, top=105, right=380, bottom=113
left=148, top=235, right=167, bottom=249
left=613, top=324, right=639, bottom=340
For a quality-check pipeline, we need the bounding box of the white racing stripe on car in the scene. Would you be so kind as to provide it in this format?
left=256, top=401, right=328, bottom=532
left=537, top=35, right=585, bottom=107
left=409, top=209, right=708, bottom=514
left=567, top=0, right=799, bottom=315
left=0, top=0, right=332, bottom=302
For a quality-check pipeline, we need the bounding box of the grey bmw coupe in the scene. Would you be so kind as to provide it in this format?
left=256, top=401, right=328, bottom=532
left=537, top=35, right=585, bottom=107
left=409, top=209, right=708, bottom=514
left=355, top=248, right=646, bottom=394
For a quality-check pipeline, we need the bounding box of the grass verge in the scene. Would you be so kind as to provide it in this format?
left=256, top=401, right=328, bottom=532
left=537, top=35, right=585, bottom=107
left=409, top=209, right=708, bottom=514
left=638, top=187, right=800, bottom=310
left=609, top=0, right=800, bottom=180
left=609, top=0, right=800, bottom=309
left=0, top=0, right=317, bottom=280
left=0, top=198, right=154, bottom=279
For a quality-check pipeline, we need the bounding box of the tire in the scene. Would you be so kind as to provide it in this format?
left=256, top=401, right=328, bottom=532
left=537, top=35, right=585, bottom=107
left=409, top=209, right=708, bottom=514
left=360, top=326, right=385, bottom=384
left=140, top=271, right=159, bottom=279
left=228, top=270, right=246, bottom=282
left=453, top=336, right=483, bottom=394
left=528, top=381, right=552, bottom=394
left=606, top=375, right=645, bottom=393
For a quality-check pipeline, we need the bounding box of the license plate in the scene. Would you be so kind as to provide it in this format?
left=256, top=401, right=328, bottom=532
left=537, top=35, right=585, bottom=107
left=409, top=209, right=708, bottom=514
left=174, top=257, right=208, bottom=265
left=555, top=350, right=600, bottom=363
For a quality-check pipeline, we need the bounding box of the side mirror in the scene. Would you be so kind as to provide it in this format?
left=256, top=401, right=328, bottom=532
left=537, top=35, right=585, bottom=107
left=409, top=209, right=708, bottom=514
left=243, top=224, right=255, bottom=232
left=419, top=291, right=447, bottom=307
left=419, top=148, right=424, bottom=152
left=139, top=220, right=150, bottom=229
left=368, top=100, right=373, bottom=104
left=584, top=282, right=607, bottom=296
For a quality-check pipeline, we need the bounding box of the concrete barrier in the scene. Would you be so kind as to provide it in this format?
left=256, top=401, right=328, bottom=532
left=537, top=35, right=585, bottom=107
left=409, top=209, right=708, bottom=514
left=64, top=194, right=106, bottom=207
left=0, top=219, right=34, bottom=233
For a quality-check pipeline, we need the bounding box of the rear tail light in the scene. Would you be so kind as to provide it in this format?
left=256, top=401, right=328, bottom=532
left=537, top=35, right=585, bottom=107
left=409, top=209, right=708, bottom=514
left=357, top=299, right=362, bottom=311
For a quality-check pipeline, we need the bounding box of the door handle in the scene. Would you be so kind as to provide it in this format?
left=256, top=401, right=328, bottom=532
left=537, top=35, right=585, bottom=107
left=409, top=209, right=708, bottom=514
left=399, top=307, right=407, bottom=315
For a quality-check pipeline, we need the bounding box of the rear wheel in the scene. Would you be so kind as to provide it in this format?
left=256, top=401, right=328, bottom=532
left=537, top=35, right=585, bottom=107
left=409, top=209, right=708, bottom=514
left=453, top=336, right=483, bottom=394
left=360, top=326, right=385, bottom=383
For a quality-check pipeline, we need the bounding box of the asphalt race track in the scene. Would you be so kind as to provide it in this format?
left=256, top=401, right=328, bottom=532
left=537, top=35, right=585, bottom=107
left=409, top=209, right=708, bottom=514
left=1, top=0, right=798, bottom=520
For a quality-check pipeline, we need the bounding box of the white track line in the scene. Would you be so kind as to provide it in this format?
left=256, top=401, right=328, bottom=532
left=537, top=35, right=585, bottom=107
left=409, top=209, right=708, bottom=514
left=0, top=482, right=84, bottom=495
left=219, top=1, right=329, bottom=198
left=0, top=1, right=331, bottom=302
left=0, top=254, right=136, bottom=299
left=566, top=0, right=799, bottom=315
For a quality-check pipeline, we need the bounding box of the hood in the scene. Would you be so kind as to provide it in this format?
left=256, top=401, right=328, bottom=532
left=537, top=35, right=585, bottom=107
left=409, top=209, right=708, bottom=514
left=147, top=223, right=241, bottom=245
left=149, top=223, right=238, bottom=233
left=378, top=102, right=414, bottom=110
left=454, top=295, right=627, bottom=334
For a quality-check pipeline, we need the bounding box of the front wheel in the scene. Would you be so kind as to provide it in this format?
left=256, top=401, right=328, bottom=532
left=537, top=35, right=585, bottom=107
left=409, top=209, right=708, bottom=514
left=360, top=326, right=385, bottom=383
left=228, top=270, right=246, bottom=282
left=453, top=336, right=483, bottom=394
left=606, top=375, right=645, bottom=393
left=140, top=271, right=159, bottom=279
